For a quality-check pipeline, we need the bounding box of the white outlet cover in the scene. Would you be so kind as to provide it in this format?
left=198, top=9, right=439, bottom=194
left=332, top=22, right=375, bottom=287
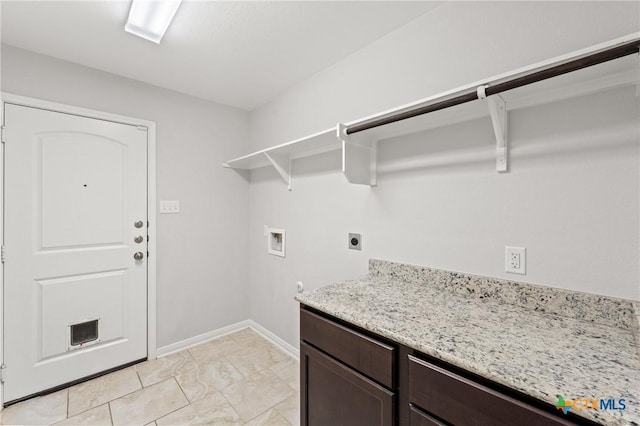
left=505, top=246, right=526, bottom=275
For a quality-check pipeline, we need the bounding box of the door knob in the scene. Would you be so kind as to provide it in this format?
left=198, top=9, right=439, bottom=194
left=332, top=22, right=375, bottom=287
left=134, top=252, right=144, bottom=260
left=134, top=220, right=144, bottom=228
left=134, top=235, right=144, bottom=244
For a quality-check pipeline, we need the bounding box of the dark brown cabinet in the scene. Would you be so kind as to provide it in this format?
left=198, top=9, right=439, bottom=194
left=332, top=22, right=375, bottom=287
left=300, top=309, right=395, bottom=387
left=300, top=308, right=396, bottom=426
left=300, top=306, right=588, bottom=426
left=409, top=405, right=448, bottom=426
left=301, top=342, right=394, bottom=426
left=408, top=355, right=575, bottom=426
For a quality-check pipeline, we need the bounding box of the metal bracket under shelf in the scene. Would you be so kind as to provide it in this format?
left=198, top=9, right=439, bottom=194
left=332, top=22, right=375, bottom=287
left=337, top=123, right=377, bottom=186
left=477, top=85, right=508, bottom=173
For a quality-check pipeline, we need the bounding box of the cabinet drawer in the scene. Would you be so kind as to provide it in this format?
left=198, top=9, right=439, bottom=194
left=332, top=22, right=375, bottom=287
left=409, top=405, right=447, bottom=426
left=300, top=308, right=395, bottom=388
left=408, top=355, right=574, bottom=426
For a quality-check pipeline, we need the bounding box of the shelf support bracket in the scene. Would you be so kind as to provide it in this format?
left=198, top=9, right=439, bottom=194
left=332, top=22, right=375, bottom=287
left=477, top=85, right=508, bottom=173
left=263, top=152, right=292, bottom=191
left=337, top=123, right=377, bottom=186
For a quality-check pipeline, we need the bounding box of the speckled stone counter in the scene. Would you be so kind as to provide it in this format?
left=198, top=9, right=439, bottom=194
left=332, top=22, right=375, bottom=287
left=295, top=259, right=640, bottom=426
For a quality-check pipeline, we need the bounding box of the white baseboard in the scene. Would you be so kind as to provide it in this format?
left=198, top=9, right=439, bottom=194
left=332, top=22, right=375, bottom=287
left=156, top=319, right=299, bottom=361
left=156, top=320, right=252, bottom=357
left=246, top=320, right=300, bottom=360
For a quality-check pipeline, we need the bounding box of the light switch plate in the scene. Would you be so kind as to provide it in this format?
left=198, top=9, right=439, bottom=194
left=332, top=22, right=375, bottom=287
left=160, top=200, right=180, bottom=214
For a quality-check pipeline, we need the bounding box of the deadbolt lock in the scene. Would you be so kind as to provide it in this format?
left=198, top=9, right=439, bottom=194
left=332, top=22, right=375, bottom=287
left=134, top=220, right=144, bottom=228
left=134, top=235, right=144, bottom=244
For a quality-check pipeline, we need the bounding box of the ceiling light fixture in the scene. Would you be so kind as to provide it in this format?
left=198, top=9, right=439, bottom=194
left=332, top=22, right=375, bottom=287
left=125, top=0, right=183, bottom=44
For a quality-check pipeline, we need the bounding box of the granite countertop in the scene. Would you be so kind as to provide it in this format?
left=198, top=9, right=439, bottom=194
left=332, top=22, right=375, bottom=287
left=295, top=259, right=640, bottom=426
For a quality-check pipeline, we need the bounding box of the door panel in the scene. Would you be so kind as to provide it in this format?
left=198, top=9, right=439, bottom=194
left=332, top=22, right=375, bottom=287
left=39, top=270, right=126, bottom=359
left=40, top=133, right=126, bottom=248
left=3, top=104, right=148, bottom=402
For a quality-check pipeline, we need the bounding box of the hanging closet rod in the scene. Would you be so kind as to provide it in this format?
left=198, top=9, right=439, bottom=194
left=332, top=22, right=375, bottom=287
left=346, top=39, right=640, bottom=136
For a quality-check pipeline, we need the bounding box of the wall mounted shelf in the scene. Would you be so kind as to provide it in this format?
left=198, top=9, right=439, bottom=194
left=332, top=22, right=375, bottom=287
left=224, top=32, right=639, bottom=189
left=222, top=128, right=339, bottom=190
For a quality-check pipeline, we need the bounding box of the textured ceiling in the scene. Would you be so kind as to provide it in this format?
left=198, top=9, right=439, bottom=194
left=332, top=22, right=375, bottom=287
left=1, top=1, right=440, bottom=110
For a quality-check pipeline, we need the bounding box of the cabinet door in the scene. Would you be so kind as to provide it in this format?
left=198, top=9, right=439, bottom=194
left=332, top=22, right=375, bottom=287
left=301, top=342, right=394, bottom=426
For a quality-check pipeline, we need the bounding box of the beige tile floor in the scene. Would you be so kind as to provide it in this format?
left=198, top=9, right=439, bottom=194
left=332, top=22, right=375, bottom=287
left=0, top=328, right=300, bottom=426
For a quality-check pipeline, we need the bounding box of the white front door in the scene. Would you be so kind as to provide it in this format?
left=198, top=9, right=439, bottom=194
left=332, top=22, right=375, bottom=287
left=3, top=104, right=148, bottom=402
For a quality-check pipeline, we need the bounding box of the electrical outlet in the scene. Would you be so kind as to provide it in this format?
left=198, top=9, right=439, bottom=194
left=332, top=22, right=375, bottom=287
left=510, top=252, right=520, bottom=269
left=348, top=233, right=362, bottom=250
left=505, top=246, right=526, bottom=275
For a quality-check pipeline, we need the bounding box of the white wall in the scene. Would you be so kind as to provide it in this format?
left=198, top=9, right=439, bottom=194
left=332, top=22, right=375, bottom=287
left=1, top=45, right=251, bottom=348
left=248, top=1, right=640, bottom=348
left=2, top=2, right=638, bottom=354
left=250, top=1, right=640, bottom=148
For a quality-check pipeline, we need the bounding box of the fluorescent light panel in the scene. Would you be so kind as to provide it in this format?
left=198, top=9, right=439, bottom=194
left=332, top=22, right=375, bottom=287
left=125, top=0, right=183, bottom=44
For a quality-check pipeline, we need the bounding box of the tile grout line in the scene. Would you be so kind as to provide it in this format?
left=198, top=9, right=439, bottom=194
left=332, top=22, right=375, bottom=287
left=176, top=356, right=242, bottom=406
left=135, top=366, right=143, bottom=388
left=113, top=378, right=189, bottom=426
left=273, top=405, right=295, bottom=426
left=21, top=332, right=288, bottom=426
left=108, top=402, right=114, bottom=426
left=154, top=403, right=187, bottom=425
left=217, top=385, right=250, bottom=424
left=225, top=368, right=295, bottom=424
left=68, top=371, right=145, bottom=419
left=223, top=338, right=289, bottom=379
left=46, top=390, right=71, bottom=426
left=149, top=377, right=191, bottom=424
left=273, top=392, right=298, bottom=426
left=151, top=379, right=192, bottom=425
left=173, top=376, right=191, bottom=406
left=243, top=389, right=295, bottom=426
left=177, top=333, right=285, bottom=424
left=243, top=405, right=274, bottom=425
left=226, top=401, right=244, bottom=425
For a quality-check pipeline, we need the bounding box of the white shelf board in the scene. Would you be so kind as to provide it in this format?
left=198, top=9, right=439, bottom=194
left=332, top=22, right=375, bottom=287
left=345, top=51, right=639, bottom=144
left=224, top=32, right=638, bottom=186
left=223, top=127, right=339, bottom=170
